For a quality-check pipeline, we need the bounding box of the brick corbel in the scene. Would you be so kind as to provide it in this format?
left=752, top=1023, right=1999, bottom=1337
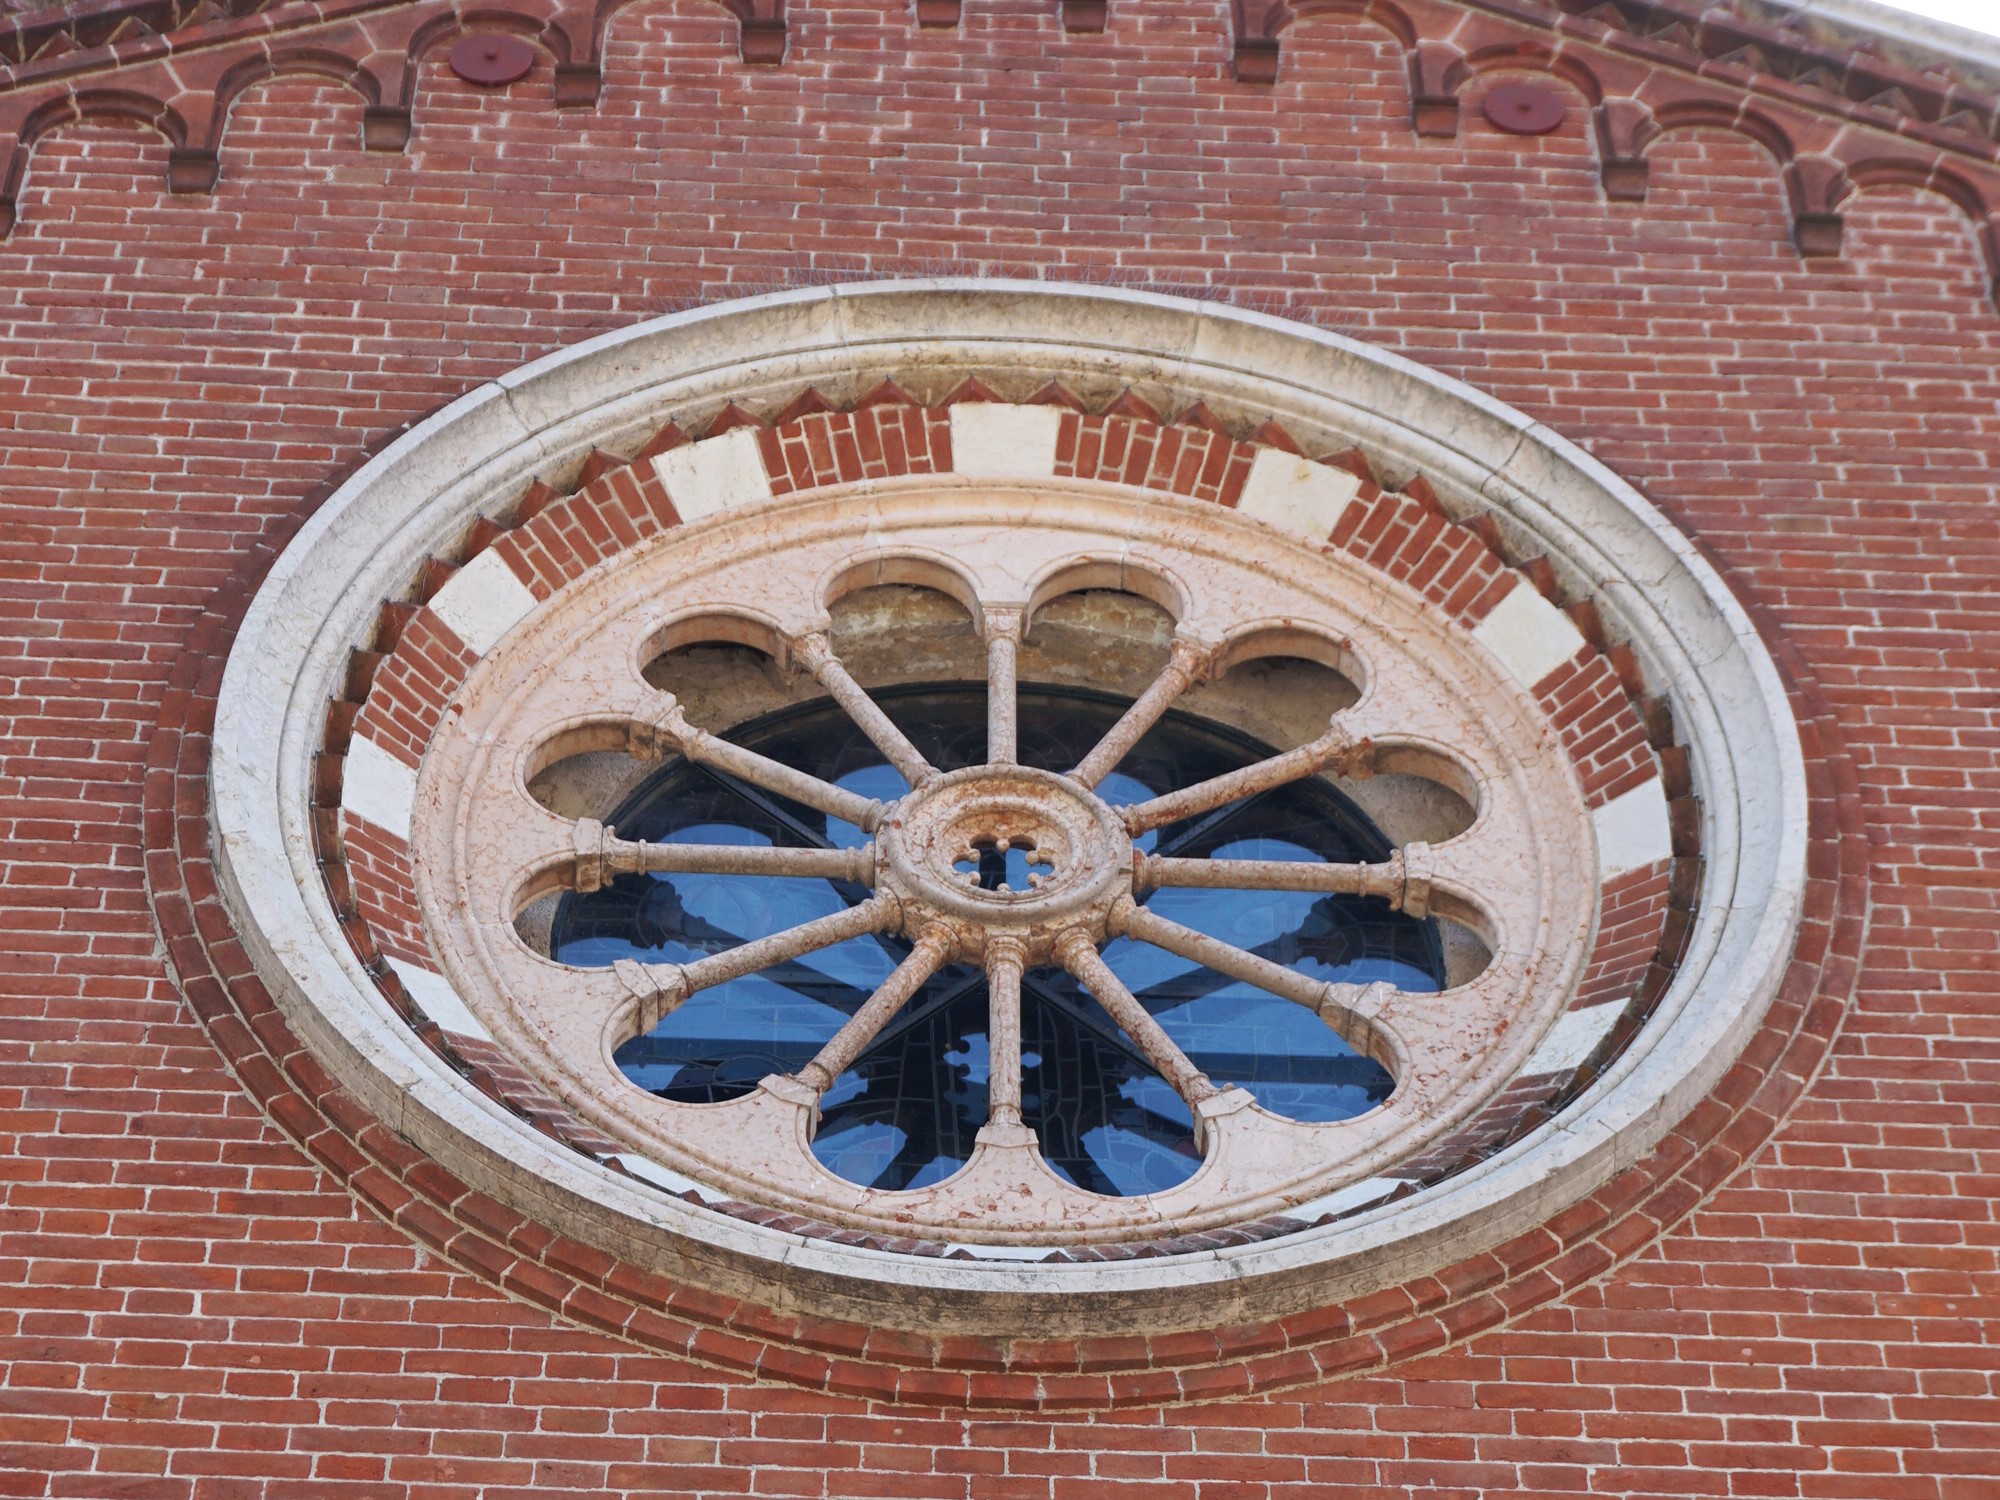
left=358, top=102, right=408, bottom=145
left=1409, top=38, right=1468, bottom=137
left=735, top=1, right=786, bottom=65
left=337, top=44, right=410, bottom=143
left=162, top=82, right=223, bottom=190
left=1061, top=0, right=1108, bottom=34
left=1785, top=153, right=1851, bottom=257
left=542, top=1, right=602, bottom=105
left=1594, top=97, right=1659, bottom=201
left=0, top=135, right=17, bottom=234
left=367, top=11, right=462, bottom=145
left=165, top=142, right=217, bottom=191
left=1231, top=0, right=1291, bottom=85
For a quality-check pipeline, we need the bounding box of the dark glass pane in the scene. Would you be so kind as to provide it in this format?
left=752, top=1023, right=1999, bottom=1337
left=810, top=972, right=988, bottom=1190
left=550, top=684, right=1443, bottom=1195
left=1019, top=964, right=1201, bottom=1194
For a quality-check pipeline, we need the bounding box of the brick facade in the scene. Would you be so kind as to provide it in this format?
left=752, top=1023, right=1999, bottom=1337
left=1, top=0, right=1993, bottom=1493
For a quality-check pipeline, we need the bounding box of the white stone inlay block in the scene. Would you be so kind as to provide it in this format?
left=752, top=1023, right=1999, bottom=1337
left=387, top=956, right=494, bottom=1042
left=1472, top=581, right=1587, bottom=689
left=1523, top=1002, right=1625, bottom=1076
left=1236, top=448, right=1362, bottom=541
left=1289, top=1175, right=1408, bottom=1224
left=614, top=1152, right=714, bottom=1201
left=340, top=734, right=418, bottom=840
left=428, top=546, right=538, bottom=657
left=948, top=403, right=1062, bottom=478
left=944, top=1241, right=1054, bottom=1261
left=653, top=427, right=773, bottom=520
left=1595, top=775, right=1675, bottom=878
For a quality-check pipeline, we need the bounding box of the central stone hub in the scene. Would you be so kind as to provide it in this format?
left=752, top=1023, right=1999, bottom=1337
left=879, top=765, right=1132, bottom=962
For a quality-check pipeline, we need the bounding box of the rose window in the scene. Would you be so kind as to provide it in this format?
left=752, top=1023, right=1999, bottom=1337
left=416, top=490, right=1593, bottom=1244
left=552, top=685, right=1437, bottom=1197
left=214, top=283, right=1804, bottom=1343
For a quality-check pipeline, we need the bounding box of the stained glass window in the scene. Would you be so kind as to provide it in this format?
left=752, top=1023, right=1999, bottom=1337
left=552, top=686, right=1442, bottom=1198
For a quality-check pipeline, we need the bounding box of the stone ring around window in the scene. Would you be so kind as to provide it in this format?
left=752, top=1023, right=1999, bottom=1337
left=211, top=281, right=1807, bottom=1341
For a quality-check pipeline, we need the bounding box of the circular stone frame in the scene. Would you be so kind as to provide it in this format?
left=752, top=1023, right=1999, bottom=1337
left=414, top=484, right=1596, bottom=1245
left=208, top=281, right=1808, bottom=1343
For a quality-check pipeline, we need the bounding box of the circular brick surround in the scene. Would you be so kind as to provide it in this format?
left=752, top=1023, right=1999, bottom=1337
left=165, top=282, right=1846, bottom=1402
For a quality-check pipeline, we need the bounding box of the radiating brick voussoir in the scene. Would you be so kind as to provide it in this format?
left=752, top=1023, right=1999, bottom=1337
left=341, top=814, right=428, bottom=971
left=490, top=459, right=681, bottom=600
left=1333, top=484, right=1520, bottom=633
left=759, top=403, right=954, bottom=496
left=1534, top=643, right=1662, bottom=808
left=1053, top=409, right=1261, bottom=506
left=350, top=608, right=476, bottom=772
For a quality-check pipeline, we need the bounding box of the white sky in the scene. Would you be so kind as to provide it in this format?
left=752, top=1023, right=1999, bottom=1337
left=1872, top=1, right=2000, bottom=38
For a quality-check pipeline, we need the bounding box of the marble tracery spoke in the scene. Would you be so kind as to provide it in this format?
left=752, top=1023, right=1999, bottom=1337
left=570, top=815, right=874, bottom=890
left=791, top=630, right=938, bottom=788
left=635, top=691, right=888, bottom=831
left=606, top=893, right=903, bottom=1035
left=984, top=606, right=1023, bottom=765
left=1107, top=894, right=1510, bottom=1114
left=1056, top=929, right=1220, bottom=1109
left=1118, top=722, right=1370, bottom=836
left=794, top=925, right=955, bottom=1093
left=1136, top=843, right=1433, bottom=916
left=1068, top=638, right=1211, bottom=789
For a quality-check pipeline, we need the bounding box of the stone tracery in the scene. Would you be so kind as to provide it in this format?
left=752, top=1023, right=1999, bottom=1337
left=413, top=487, right=1595, bottom=1242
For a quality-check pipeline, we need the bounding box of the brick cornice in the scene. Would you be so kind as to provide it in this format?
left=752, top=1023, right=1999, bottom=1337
left=1, top=0, right=1997, bottom=284
left=6, top=0, right=2000, bottom=136
left=1478, top=0, right=2000, bottom=153
left=0, top=0, right=402, bottom=84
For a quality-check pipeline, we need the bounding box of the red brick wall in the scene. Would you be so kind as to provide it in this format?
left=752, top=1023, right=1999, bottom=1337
left=2, top=1, right=1996, bottom=1493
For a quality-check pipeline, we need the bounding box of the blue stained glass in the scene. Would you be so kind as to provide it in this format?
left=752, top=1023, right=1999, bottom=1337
left=550, top=685, right=1444, bottom=1198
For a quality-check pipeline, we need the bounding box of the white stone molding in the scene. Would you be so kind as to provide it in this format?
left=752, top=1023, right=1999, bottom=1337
left=652, top=426, right=774, bottom=519
left=1521, top=1000, right=1626, bottom=1076
left=1234, top=446, right=1362, bottom=540
left=338, top=734, right=417, bottom=839
left=1471, top=580, right=1589, bottom=690
left=1593, top=778, right=1676, bottom=879
left=385, top=955, right=495, bottom=1041
left=210, top=281, right=1807, bottom=1336
left=948, top=402, right=1063, bottom=478
left=427, top=546, right=539, bottom=657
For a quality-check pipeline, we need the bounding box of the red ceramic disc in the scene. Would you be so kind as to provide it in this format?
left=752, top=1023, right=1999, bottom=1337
left=449, top=34, right=535, bottom=88
left=1482, top=81, right=1567, bottom=135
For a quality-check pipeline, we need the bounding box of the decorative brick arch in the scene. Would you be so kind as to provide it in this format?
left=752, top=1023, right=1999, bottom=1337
left=4, top=0, right=1999, bottom=298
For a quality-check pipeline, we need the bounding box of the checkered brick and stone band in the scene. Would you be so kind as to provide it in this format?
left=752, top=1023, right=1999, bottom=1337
left=316, top=379, right=1694, bottom=1261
